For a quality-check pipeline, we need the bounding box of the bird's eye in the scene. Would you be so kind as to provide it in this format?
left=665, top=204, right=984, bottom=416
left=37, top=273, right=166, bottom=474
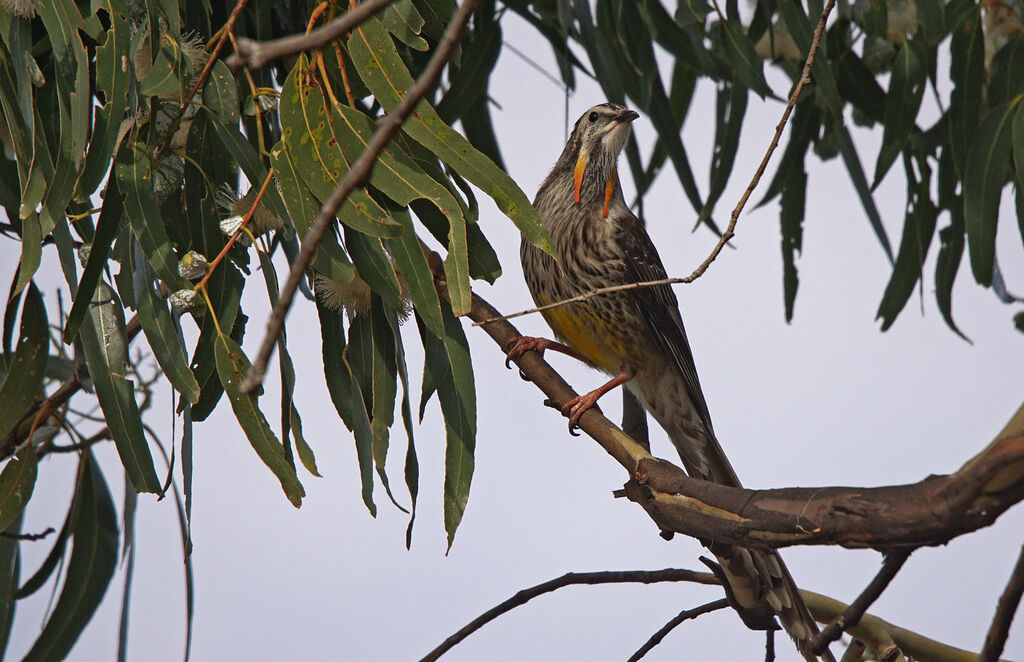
left=588, top=112, right=599, bottom=122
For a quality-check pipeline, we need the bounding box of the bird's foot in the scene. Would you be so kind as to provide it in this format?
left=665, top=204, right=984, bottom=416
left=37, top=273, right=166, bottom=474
left=561, top=391, right=604, bottom=436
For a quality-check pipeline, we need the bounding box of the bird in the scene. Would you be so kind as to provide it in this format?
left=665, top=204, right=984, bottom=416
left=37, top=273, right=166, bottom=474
left=511, top=102, right=829, bottom=661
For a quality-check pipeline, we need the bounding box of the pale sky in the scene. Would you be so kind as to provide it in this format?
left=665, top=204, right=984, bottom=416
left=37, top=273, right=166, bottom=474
left=4, top=11, right=1024, bottom=662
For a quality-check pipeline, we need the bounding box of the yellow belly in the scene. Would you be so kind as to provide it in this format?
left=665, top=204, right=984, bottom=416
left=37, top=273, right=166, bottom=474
left=537, top=295, right=624, bottom=374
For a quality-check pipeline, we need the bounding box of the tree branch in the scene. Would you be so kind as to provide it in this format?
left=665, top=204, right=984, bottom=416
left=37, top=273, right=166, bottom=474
left=225, top=0, right=395, bottom=71
left=809, top=551, right=912, bottom=654
left=418, top=569, right=719, bottom=662
left=418, top=566, right=1008, bottom=662
left=979, top=542, right=1024, bottom=662
left=241, top=0, right=479, bottom=394
left=626, top=598, right=731, bottom=662
left=451, top=271, right=1024, bottom=553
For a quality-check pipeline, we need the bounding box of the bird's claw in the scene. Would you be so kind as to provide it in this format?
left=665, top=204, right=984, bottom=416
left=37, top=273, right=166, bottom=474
left=561, top=393, right=601, bottom=436
left=504, top=336, right=547, bottom=370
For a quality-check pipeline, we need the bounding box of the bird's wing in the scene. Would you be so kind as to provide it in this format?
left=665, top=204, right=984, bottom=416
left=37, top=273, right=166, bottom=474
left=614, top=217, right=716, bottom=437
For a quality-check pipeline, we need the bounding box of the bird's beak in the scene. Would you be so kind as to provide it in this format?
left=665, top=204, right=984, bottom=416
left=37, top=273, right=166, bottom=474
left=617, top=110, right=640, bottom=123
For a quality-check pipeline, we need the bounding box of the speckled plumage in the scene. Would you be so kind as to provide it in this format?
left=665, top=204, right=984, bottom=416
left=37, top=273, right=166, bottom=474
left=520, top=103, right=827, bottom=660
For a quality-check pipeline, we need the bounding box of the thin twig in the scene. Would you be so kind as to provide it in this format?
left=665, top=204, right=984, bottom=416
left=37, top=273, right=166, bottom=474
left=241, top=0, right=480, bottom=394
left=194, top=168, right=275, bottom=293
left=0, top=527, right=56, bottom=541
left=626, top=598, right=730, bottom=662
left=418, top=569, right=719, bottom=662
left=979, top=543, right=1024, bottom=662
left=809, top=550, right=912, bottom=655
left=226, top=0, right=395, bottom=71
left=474, top=0, right=837, bottom=328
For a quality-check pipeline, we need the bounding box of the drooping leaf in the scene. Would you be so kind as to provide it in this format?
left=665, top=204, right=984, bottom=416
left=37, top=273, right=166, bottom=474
left=347, top=17, right=553, bottom=256
left=78, top=13, right=131, bottom=199
left=134, top=244, right=200, bottom=403
left=963, top=100, right=1017, bottom=286
left=23, top=454, right=118, bottom=662
left=63, top=184, right=123, bottom=343
left=780, top=169, right=806, bottom=322
left=78, top=280, right=161, bottom=493
left=115, top=145, right=183, bottom=289
left=874, top=38, right=927, bottom=186
left=214, top=333, right=305, bottom=507
left=0, top=447, right=35, bottom=534
left=385, top=204, right=445, bottom=337
left=0, top=282, right=46, bottom=440
left=317, top=301, right=376, bottom=515
left=878, top=158, right=939, bottom=329
left=949, top=8, right=984, bottom=177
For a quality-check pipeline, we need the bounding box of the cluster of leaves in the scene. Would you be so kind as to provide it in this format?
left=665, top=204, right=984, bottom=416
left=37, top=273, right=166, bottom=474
left=0, top=0, right=553, bottom=657
left=1, top=0, right=1022, bottom=658
left=509, top=0, right=1024, bottom=330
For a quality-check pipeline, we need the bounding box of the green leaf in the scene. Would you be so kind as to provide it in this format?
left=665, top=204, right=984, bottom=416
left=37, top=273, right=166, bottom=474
left=311, top=81, right=472, bottom=312
left=270, top=139, right=357, bottom=285
left=0, top=448, right=36, bottom=533
left=676, top=0, right=712, bottom=26
left=317, top=301, right=376, bottom=515
left=345, top=227, right=405, bottom=312
left=385, top=204, right=445, bottom=338
left=416, top=301, right=475, bottom=549
left=369, top=300, right=402, bottom=508
left=35, top=0, right=89, bottom=223
left=63, top=185, right=123, bottom=343
left=874, top=38, right=926, bottom=186
left=381, top=0, right=429, bottom=50
left=437, top=22, right=502, bottom=123
left=934, top=148, right=969, bottom=340
left=77, top=13, right=131, bottom=201
left=115, top=145, right=183, bottom=289
left=133, top=245, right=201, bottom=404
left=776, top=0, right=844, bottom=119
left=256, top=249, right=319, bottom=478
left=215, top=333, right=305, bottom=507
left=837, top=126, right=894, bottom=262
left=780, top=169, right=806, bottom=322
left=964, top=100, right=1018, bottom=286
left=912, top=0, right=946, bottom=43
left=0, top=512, right=19, bottom=656
left=79, top=280, right=161, bottom=493
left=949, top=9, right=984, bottom=177
left=716, top=19, right=773, bottom=98
left=0, top=282, right=46, bottom=439
left=347, top=17, right=552, bottom=257
left=877, top=158, right=938, bottom=329
left=707, top=83, right=748, bottom=212
left=279, top=59, right=403, bottom=239
left=23, top=453, right=117, bottom=662
left=989, top=35, right=1024, bottom=108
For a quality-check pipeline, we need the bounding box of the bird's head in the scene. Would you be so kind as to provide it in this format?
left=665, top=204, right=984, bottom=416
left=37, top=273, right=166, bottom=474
left=554, top=103, right=639, bottom=210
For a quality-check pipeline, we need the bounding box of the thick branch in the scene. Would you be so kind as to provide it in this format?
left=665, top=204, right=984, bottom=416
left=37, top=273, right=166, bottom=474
left=624, top=433, right=1024, bottom=549
left=226, top=0, right=395, bottom=71
left=456, top=276, right=1024, bottom=551
left=242, top=0, right=479, bottom=394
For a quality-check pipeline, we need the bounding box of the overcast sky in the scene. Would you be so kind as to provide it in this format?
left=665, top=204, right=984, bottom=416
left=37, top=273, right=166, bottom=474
left=3, top=10, right=1024, bottom=662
